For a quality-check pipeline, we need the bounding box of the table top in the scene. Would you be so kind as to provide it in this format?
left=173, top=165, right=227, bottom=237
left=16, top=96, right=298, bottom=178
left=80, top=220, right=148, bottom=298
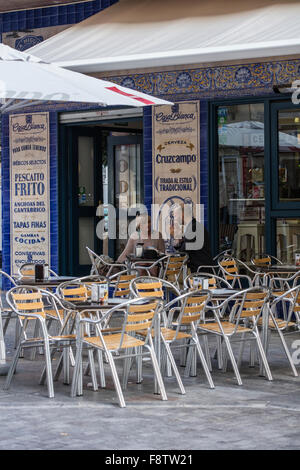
left=16, top=276, right=77, bottom=286
left=253, top=264, right=300, bottom=273
left=126, top=254, right=166, bottom=263
left=66, top=298, right=128, bottom=310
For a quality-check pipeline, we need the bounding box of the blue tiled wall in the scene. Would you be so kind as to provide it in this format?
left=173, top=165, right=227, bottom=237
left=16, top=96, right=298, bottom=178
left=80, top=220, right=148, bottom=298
left=0, top=0, right=118, bottom=33
left=2, top=111, right=59, bottom=287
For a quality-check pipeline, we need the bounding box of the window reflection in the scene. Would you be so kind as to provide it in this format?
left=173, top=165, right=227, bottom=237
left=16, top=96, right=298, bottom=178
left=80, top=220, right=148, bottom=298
left=278, top=110, right=300, bottom=201
left=218, top=104, right=265, bottom=261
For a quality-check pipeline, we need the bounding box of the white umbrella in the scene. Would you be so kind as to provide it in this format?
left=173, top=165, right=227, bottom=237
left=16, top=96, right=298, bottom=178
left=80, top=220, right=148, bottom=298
left=219, top=121, right=300, bottom=150
left=0, top=44, right=172, bottom=111
left=0, top=44, right=172, bottom=374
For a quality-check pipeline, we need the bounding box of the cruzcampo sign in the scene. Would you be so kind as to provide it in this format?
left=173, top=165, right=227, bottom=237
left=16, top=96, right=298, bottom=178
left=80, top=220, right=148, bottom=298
left=152, top=101, right=200, bottom=231
left=9, top=112, right=50, bottom=275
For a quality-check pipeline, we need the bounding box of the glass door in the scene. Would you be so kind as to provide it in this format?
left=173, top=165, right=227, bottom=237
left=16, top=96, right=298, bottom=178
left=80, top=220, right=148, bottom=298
left=107, top=135, right=143, bottom=259
left=216, top=103, right=266, bottom=261
left=270, top=102, right=300, bottom=263
left=60, top=126, right=102, bottom=276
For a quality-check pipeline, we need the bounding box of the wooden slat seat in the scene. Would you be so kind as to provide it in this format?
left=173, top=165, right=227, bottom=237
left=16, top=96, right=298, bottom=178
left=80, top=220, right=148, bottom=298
left=198, top=321, right=252, bottom=335
left=84, top=333, right=145, bottom=350
left=138, top=326, right=191, bottom=341
left=257, top=317, right=296, bottom=329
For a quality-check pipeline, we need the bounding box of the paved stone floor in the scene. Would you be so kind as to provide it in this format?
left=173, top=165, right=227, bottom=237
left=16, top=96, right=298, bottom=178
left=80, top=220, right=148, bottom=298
left=1, top=313, right=300, bottom=450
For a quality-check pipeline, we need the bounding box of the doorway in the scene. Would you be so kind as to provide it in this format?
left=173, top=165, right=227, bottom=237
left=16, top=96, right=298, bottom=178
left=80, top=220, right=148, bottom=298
left=59, top=115, right=143, bottom=276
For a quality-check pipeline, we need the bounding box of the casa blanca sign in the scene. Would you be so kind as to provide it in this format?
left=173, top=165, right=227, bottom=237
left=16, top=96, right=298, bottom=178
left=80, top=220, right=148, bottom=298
left=10, top=112, right=50, bottom=275
left=152, top=100, right=200, bottom=233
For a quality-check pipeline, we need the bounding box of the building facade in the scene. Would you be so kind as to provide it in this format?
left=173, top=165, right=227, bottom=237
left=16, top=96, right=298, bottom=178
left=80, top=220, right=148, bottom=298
left=2, top=0, right=300, bottom=279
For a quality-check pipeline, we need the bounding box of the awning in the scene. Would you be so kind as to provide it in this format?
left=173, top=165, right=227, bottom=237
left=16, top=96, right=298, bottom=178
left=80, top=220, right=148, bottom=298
left=29, top=0, right=300, bottom=73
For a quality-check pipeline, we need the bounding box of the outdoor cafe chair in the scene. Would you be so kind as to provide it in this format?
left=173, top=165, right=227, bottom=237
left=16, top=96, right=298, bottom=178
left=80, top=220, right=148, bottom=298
left=160, top=290, right=215, bottom=389
left=57, top=279, right=109, bottom=390
left=129, top=276, right=181, bottom=315
left=218, top=256, right=254, bottom=289
left=160, top=253, right=189, bottom=289
left=70, top=297, right=168, bottom=408
left=183, top=272, right=233, bottom=370
left=258, top=285, right=300, bottom=377
left=195, top=287, right=273, bottom=385
left=111, top=272, right=137, bottom=299
left=86, top=246, right=127, bottom=278
left=3, top=287, right=77, bottom=398
left=251, top=254, right=283, bottom=267
left=17, top=263, right=59, bottom=279
left=183, top=272, right=233, bottom=292
left=129, top=254, right=169, bottom=278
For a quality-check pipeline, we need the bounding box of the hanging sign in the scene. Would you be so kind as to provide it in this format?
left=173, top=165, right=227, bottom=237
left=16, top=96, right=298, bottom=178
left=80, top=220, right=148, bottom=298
left=10, top=112, right=50, bottom=275
left=152, top=101, right=200, bottom=235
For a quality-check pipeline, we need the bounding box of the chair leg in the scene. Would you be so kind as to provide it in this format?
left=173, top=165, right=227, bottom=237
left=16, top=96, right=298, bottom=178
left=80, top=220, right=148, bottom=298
left=145, top=343, right=168, bottom=401
left=253, top=329, right=273, bottom=381
left=136, top=346, right=143, bottom=384
left=179, top=339, right=188, bottom=367
left=3, top=339, right=23, bottom=390
left=87, top=348, right=98, bottom=391
left=97, top=350, right=106, bottom=388
left=163, top=340, right=185, bottom=394
left=106, top=350, right=126, bottom=408
left=71, top=339, right=83, bottom=398
left=193, top=337, right=215, bottom=389
left=223, top=336, right=243, bottom=386
left=203, top=335, right=212, bottom=372
left=216, top=336, right=224, bottom=369
left=122, top=356, right=132, bottom=390
left=237, top=332, right=246, bottom=369
left=43, top=337, right=55, bottom=398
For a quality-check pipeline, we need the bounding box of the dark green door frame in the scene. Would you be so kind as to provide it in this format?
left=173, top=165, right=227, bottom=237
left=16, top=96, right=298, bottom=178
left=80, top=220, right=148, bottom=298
left=58, top=125, right=102, bottom=276
left=209, top=94, right=300, bottom=259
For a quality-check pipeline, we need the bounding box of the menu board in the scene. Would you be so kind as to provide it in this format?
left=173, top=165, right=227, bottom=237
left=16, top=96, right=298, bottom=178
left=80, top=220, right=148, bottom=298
left=152, top=101, right=200, bottom=236
left=10, top=112, right=50, bottom=275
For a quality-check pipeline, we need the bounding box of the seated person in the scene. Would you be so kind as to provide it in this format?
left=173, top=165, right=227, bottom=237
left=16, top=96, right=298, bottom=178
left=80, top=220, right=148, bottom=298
left=117, top=215, right=165, bottom=272
left=171, top=202, right=213, bottom=273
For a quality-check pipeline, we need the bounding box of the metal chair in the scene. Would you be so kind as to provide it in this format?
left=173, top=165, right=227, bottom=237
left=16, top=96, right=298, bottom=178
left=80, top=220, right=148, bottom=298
left=57, top=278, right=109, bottom=390
left=86, top=247, right=127, bottom=277
left=160, top=253, right=189, bottom=289
left=111, top=272, right=137, bottom=299
left=3, top=287, right=77, bottom=398
left=17, top=263, right=58, bottom=279
left=218, top=257, right=253, bottom=288
left=162, top=290, right=215, bottom=389
left=251, top=254, right=283, bottom=267
left=196, top=287, right=273, bottom=385
left=259, top=285, right=300, bottom=377
left=183, top=272, right=233, bottom=292
left=129, top=276, right=181, bottom=310
left=71, top=297, right=168, bottom=408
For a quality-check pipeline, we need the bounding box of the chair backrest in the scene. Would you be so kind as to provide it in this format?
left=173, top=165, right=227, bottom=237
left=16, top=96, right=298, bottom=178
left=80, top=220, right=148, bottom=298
left=164, top=291, right=210, bottom=341
left=219, top=258, right=239, bottom=280
left=161, top=254, right=188, bottom=284
left=133, top=280, right=164, bottom=299
left=251, top=254, right=282, bottom=266
left=96, top=298, right=160, bottom=351
left=180, top=293, right=208, bottom=325
left=230, top=289, right=268, bottom=326
left=18, top=263, right=36, bottom=277
left=60, top=284, right=89, bottom=303
left=8, top=288, right=46, bottom=320
left=113, top=274, right=136, bottom=298
left=17, top=263, right=58, bottom=278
